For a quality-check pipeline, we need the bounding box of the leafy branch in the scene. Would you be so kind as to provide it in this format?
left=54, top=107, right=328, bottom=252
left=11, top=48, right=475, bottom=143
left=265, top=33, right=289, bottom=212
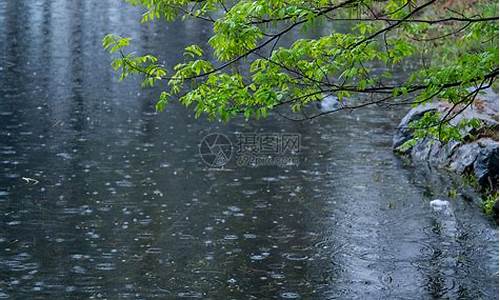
left=103, top=0, right=498, bottom=138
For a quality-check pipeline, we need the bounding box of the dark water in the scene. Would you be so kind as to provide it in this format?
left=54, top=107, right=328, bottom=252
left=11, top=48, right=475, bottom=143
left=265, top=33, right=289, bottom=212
left=0, top=1, right=498, bottom=299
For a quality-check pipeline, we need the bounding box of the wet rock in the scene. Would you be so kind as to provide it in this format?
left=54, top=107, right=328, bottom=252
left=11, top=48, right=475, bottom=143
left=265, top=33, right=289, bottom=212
left=448, top=142, right=481, bottom=174
left=469, top=87, right=499, bottom=115
left=434, top=141, right=460, bottom=167
left=393, top=93, right=499, bottom=197
left=411, top=138, right=435, bottom=162
left=473, top=138, right=499, bottom=189
left=449, top=105, right=498, bottom=128
left=393, top=103, right=440, bottom=152
left=428, top=140, right=443, bottom=165
left=316, top=95, right=342, bottom=112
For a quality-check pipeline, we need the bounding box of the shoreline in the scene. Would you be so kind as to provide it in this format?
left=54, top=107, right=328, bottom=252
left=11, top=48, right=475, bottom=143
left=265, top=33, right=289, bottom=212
left=392, top=89, right=499, bottom=217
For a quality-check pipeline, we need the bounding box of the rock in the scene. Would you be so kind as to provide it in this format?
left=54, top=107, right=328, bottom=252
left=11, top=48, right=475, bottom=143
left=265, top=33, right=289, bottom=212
left=468, top=87, right=499, bottom=115
left=411, top=138, right=434, bottom=161
left=447, top=88, right=499, bottom=138
left=394, top=98, right=499, bottom=196
left=434, top=141, right=460, bottom=167
left=448, top=142, right=481, bottom=174
left=428, top=140, right=443, bottom=165
left=316, top=95, right=342, bottom=112
left=449, top=105, right=498, bottom=128
left=429, top=199, right=452, bottom=215
left=473, top=138, right=499, bottom=189
left=393, top=103, right=441, bottom=151
left=480, top=88, right=499, bottom=112
left=448, top=106, right=499, bottom=140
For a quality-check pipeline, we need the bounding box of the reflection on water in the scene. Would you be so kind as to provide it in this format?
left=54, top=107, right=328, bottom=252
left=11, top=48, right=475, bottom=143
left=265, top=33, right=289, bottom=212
left=0, top=0, right=498, bottom=299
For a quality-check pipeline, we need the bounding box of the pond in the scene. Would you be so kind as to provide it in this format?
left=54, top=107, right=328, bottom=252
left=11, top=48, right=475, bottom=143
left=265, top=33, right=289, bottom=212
left=0, top=0, right=498, bottom=299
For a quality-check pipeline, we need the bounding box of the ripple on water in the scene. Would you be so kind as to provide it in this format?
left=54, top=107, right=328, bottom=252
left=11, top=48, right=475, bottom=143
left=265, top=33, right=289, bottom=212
left=250, top=254, right=266, bottom=261
left=56, top=152, right=72, bottom=160
left=115, top=180, right=134, bottom=187
left=267, top=263, right=285, bottom=270
left=145, top=248, right=162, bottom=254
left=253, top=200, right=270, bottom=209
left=71, top=254, right=89, bottom=260
left=420, top=276, right=458, bottom=298
left=177, top=291, right=203, bottom=298
left=284, top=253, right=309, bottom=261
left=96, top=263, right=115, bottom=271
left=223, top=235, right=238, bottom=241
left=138, top=218, right=153, bottom=225
left=62, top=207, right=81, bottom=214
left=71, top=266, right=87, bottom=274
left=241, top=189, right=258, bottom=195
left=270, top=272, right=285, bottom=279
left=280, top=292, right=300, bottom=299
left=227, top=206, right=241, bottom=212
left=137, top=232, right=154, bottom=240
left=243, top=234, right=257, bottom=239
left=262, top=177, right=279, bottom=182
left=5, top=260, right=38, bottom=272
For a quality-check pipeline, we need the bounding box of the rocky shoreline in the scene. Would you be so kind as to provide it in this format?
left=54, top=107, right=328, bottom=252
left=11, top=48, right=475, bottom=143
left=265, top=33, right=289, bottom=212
left=393, top=89, right=499, bottom=216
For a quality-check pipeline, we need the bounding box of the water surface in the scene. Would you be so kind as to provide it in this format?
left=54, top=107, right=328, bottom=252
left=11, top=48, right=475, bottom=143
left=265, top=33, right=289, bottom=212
left=0, top=1, right=498, bottom=299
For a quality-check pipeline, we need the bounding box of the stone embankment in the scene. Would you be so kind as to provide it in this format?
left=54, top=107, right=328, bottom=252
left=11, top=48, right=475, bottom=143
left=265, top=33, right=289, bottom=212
left=393, top=89, right=499, bottom=215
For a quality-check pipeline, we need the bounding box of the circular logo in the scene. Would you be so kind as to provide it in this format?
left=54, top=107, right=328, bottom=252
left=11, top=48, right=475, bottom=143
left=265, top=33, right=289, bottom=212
left=199, top=133, right=233, bottom=167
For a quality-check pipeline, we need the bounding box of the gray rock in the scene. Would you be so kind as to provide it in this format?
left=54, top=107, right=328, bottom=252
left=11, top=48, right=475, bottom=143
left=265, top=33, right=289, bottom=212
left=428, top=140, right=444, bottom=165
left=473, top=138, right=499, bottom=188
left=467, top=87, right=499, bottom=115
left=449, top=106, right=498, bottom=127
left=434, top=141, right=461, bottom=167
left=448, top=142, right=481, bottom=174
left=316, top=95, right=342, bottom=112
left=448, top=106, right=498, bottom=140
left=394, top=99, right=498, bottom=194
left=393, top=103, right=440, bottom=151
left=411, top=138, right=435, bottom=162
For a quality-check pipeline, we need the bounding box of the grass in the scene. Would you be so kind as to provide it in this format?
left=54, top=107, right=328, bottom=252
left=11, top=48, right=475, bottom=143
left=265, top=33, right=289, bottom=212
left=482, top=191, right=498, bottom=216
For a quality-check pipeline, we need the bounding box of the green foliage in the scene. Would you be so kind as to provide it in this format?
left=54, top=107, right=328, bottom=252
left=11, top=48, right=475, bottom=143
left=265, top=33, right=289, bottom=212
left=409, top=111, right=482, bottom=142
left=463, top=173, right=481, bottom=190
left=447, top=187, right=458, bottom=199
left=103, top=34, right=131, bottom=53
left=482, top=191, right=498, bottom=215
left=103, top=0, right=498, bottom=131
left=103, top=34, right=168, bottom=86
left=397, top=111, right=483, bottom=152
